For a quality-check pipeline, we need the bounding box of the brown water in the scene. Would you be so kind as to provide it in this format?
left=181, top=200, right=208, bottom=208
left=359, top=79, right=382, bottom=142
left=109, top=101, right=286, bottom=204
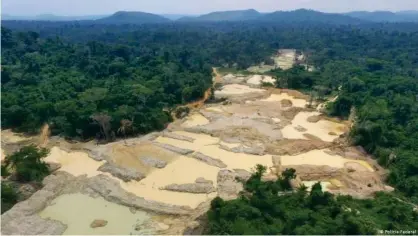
left=39, top=193, right=150, bottom=235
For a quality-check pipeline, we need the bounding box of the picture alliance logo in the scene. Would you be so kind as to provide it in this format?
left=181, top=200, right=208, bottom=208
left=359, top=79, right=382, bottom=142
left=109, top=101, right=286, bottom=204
left=379, top=230, right=417, bottom=235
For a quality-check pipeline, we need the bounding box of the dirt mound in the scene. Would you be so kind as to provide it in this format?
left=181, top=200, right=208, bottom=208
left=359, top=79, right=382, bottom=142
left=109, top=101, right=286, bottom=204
left=160, top=181, right=216, bottom=194
left=191, top=152, right=227, bottom=168
left=195, top=177, right=213, bottom=184
left=162, top=132, right=195, bottom=142
left=140, top=156, right=167, bottom=168
left=307, top=115, right=321, bottom=123
left=271, top=88, right=309, bottom=100
left=153, top=142, right=194, bottom=155
left=280, top=165, right=342, bottom=180
left=220, top=143, right=265, bottom=156
left=217, top=170, right=246, bottom=200
left=335, top=171, right=389, bottom=198
left=281, top=99, right=293, bottom=107
left=266, top=139, right=330, bottom=156
left=98, top=162, right=145, bottom=182
left=282, top=107, right=305, bottom=120
left=303, top=133, right=323, bottom=141
left=90, top=219, right=108, bottom=228
left=344, top=162, right=369, bottom=172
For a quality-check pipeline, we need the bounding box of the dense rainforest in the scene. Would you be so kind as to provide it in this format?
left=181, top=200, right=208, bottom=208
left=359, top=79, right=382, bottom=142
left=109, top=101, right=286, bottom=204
left=1, top=20, right=418, bottom=231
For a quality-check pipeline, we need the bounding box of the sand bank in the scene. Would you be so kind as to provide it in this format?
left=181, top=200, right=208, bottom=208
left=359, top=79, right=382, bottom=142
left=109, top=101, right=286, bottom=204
left=280, top=149, right=374, bottom=171
left=215, top=84, right=265, bottom=96
left=1, top=129, right=31, bottom=143
left=44, top=147, right=105, bottom=177
left=246, top=75, right=275, bottom=86
left=182, top=113, right=210, bottom=128
left=260, top=93, right=307, bottom=108
left=281, top=111, right=346, bottom=142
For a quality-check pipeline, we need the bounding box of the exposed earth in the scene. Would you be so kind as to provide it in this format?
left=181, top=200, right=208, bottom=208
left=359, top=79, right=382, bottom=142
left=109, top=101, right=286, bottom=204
left=1, top=60, right=392, bottom=234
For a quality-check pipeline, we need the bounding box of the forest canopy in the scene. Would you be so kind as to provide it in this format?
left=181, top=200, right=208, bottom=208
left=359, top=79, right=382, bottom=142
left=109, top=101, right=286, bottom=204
left=1, top=21, right=418, bottom=203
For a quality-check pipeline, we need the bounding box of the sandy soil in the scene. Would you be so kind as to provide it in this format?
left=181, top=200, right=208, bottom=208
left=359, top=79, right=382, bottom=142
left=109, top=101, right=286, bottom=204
left=274, top=49, right=296, bottom=70
left=39, top=124, right=50, bottom=147
left=198, top=145, right=272, bottom=170
left=117, top=156, right=218, bottom=208
left=220, top=142, right=241, bottom=149
left=260, top=93, right=307, bottom=108
left=282, top=111, right=346, bottom=142
left=1, top=148, right=5, bottom=161
left=246, top=75, right=275, bottom=86
left=44, top=147, right=106, bottom=177
left=109, top=142, right=177, bottom=174
left=155, top=131, right=273, bottom=171
left=221, top=74, right=248, bottom=84
left=205, top=106, right=224, bottom=113
left=182, top=113, right=210, bottom=128
left=329, top=178, right=344, bottom=188
left=215, top=84, right=265, bottom=96
left=155, top=131, right=219, bottom=151
left=1, top=129, right=31, bottom=143
left=247, top=65, right=276, bottom=73
left=39, top=193, right=149, bottom=235
left=280, top=149, right=374, bottom=171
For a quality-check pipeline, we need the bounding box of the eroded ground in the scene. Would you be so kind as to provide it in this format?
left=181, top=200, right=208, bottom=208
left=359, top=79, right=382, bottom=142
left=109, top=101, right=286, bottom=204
left=1, top=65, right=391, bottom=235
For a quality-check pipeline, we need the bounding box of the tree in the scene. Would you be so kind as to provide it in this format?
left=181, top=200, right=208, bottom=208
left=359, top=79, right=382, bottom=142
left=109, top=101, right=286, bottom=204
left=118, top=118, right=134, bottom=143
left=2, top=145, right=50, bottom=182
left=90, top=113, right=112, bottom=142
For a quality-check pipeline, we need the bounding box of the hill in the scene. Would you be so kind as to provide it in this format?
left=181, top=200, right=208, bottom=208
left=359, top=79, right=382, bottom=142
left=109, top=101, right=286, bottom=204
left=177, top=9, right=261, bottom=22
left=96, top=11, right=171, bottom=24
left=258, top=9, right=364, bottom=24
left=161, top=14, right=197, bottom=20
left=1, top=14, right=107, bottom=21
left=346, top=11, right=418, bottom=22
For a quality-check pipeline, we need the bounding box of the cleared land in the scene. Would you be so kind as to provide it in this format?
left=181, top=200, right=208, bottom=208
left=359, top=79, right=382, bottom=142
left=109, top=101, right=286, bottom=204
left=1, top=63, right=390, bottom=234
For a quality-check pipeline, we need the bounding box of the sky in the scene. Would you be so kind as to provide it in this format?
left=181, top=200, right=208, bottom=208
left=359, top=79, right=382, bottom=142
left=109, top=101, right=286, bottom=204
left=2, top=0, right=418, bottom=16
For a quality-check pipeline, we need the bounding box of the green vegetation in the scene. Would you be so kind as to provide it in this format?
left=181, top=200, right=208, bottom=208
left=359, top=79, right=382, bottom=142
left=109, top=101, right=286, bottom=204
left=268, top=44, right=418, bottom=201
left=1, top=17, right=417, bottom=218
left=1, top=182, right=18, bottom=214
left=207, top=165, right=418, bottom=234
left=1, top=146, right=50, bottom=213
left=2, top=145, right=50, bottom=182
left=1, top=27, right=213, bottom=140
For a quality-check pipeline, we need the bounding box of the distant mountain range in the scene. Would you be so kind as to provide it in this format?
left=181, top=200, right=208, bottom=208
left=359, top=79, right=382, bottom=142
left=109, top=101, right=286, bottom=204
left=161, top=14, right=197, bottom=20
left=1, top=14, right=107, bottom=21
left=95, top=11, right=170, bottom=24
left=258, top=9, right=364, bottom=24
left=2, top=9, right=418, bottom=24
left=177, top=9, right=262, bottom=22
left=345, top=11, right=418, bottom=22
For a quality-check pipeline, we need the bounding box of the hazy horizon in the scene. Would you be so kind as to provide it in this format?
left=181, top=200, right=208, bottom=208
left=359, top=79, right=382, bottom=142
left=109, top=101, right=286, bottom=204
left=2, top=0, right=418, bottom=16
